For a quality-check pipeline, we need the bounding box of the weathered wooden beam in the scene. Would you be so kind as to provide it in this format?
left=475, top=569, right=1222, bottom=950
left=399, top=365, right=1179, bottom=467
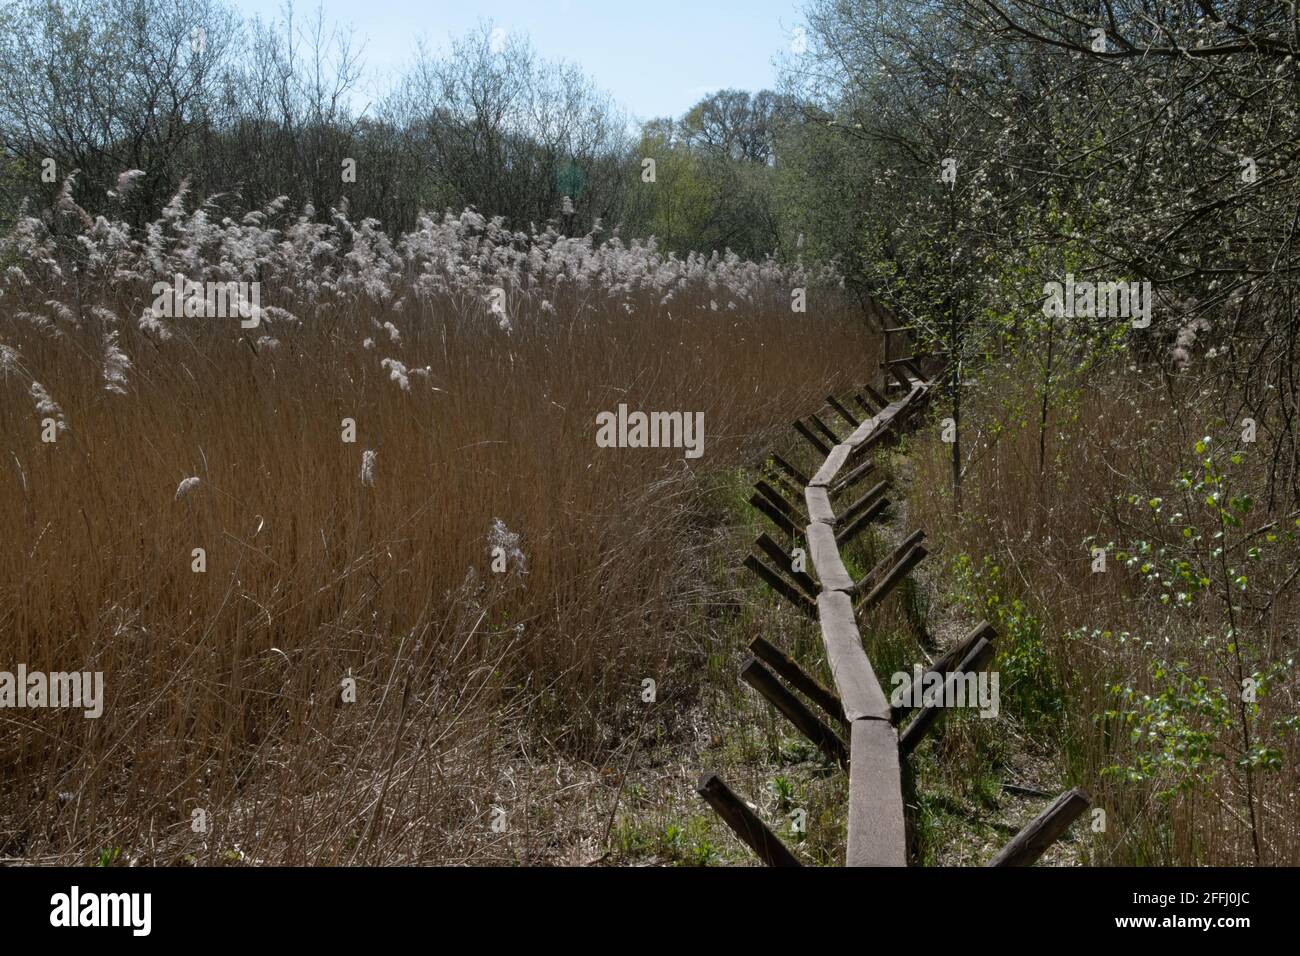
left=748, top=493, right=797, bottom=538
left=851, top=412, right=908, bottom=458
left=900, top=358, right=926, bottom=382
left=755, top=480, right=807, bottom=523
left=890, top=620, right=996, bottom=724
left=826, top=395, right=860, bottom=428
left=846, top=719, right=908, bottom=867
left=754, top=533, right=817, bottom=598
left=769, top=453, right=809, bottom=487
left=897, top=637, right=995, bottom=755
left=809, top=413, right=842, bottom=446
left=985, top=788, right=1092, bottom=867
left=854, top=529, right=927, bottom=596
left=831, top=458, right=876, bottom=497
left=749, top=636, right=848, bottom=730
left=809, top=443, right=853, bottom=488
left=741, top=658, right=849, bottom=769
left=816, top=591, right=891, bottom=721
left=840, top=479, right=890, bottom=526
left=899, top=384, right=931, bottom=421
left=844, top=409, right=888, bottom=448
left=743, top=554, right=818, bottom=619
left=804, top=485, right=836, bottom=525
left=763, top=466, right=805, bottom=503
left=853, top=392, right=879, bottom=416
left=882, top=325, right=915, bottom=335
left=845, top=394, right=922, bottom=454
left=806, top=521, right=854, bottom=591
left=863, top=384, right=890, bottom=410
left=888, top=361, right=927, bottom=384
left=834, top=497, right=891, bottom=547
left=696, top=774, right=802, bottom=867
left=886, top=364, right=914, bottom=392
left=857, top=543, right=928, bottom=611
left=793, top=419, right=832, bottom=456
left=929, top=620, right=996, bottom=680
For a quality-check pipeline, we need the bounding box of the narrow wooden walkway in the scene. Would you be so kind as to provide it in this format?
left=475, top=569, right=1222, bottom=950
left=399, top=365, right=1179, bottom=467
left=698, top=359, right=1089, bottom=867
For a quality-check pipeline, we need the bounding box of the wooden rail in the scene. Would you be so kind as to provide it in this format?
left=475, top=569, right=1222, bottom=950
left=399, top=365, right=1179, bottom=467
left=699, top=357, right=1090, bottom=867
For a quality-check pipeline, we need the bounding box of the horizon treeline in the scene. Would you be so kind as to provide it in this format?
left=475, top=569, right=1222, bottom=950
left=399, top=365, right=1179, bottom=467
left=0, top=0, right=808, bottom=261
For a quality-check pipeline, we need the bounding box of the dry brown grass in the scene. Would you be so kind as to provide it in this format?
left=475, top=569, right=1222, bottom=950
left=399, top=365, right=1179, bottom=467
left=0, top=282, right=877, bottom=864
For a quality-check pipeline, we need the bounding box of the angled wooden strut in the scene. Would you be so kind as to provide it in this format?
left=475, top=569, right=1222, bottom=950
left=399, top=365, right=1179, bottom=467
left=753, top=533, right=817, bottom=598
left=793, top=419, right=831, bottom=456
left=856, top=543, right=928, bottom=611
left=741, top=658, right=848, bottom=769
left=986, top=788, right=1091, bottom=867
left=889, top=620, right=990, bottom=724
left=835, top=497, right=891, bottom=547
left=809, top=413, right=842, bottom=446
left=769, top=453, right=809, bottom=487
left=927, top=619, right=994, bottom=675
left=696, top=774, right=801, bottom=867
left=748, top=492, right=797, bottom=538
left=853, top=392, right=878, bottom=416
left=826, top=394, right=860, bottom=428
left=839, top=479, right=890, bottom=526
left=764, top=476, right=806, bottom=512
left=900, top=357, right=926, bottom=382
left=749, top=636, right=848, bottom=730
left=853, top=529, right=926, bottom=597
left=754, top=479, right=807, bottom=524
left=885, top=363, right=914, bottom=392
left=897, top=635, right=995, bottom=755
left=742, top=554, right=817, bottom=620
left=763, top=466, right=805, bottom=504
left=862, top=383, right=890, bottom=410
left=831, top=457, right=876, bottom=496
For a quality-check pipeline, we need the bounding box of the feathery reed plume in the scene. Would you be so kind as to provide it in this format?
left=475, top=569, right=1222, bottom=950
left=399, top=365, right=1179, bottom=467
left=138, top=309, right=173, bottom=342
left=380, top=358, right=410, bottom=391
left=102, top=331, right=131, bottom=394
left=114, top=169, right=146, bottom=197
left=175, top=476, right=201, bottom=500
left=487, top=518, right=527, bottom=575
left=29, top=381, right=66, bottom=431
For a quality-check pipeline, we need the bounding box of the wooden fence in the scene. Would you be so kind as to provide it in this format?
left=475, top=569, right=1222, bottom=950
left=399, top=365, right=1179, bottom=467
left=697, top=357, right=1090, bottom=867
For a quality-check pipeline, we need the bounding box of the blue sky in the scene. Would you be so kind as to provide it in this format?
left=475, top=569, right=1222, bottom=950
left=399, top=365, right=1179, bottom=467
left=225, top=0, right=808, bottom=122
